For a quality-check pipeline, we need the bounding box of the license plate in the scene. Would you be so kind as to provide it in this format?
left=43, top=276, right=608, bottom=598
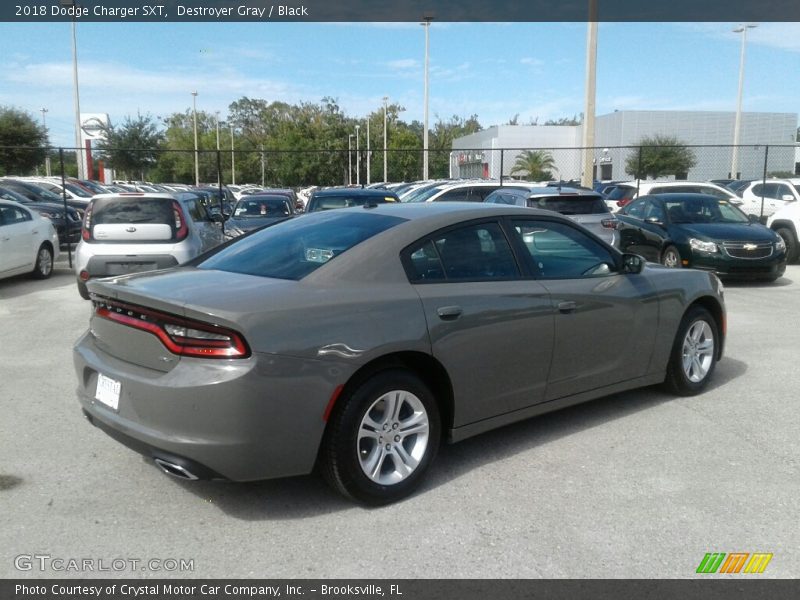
left=106, top=262, right=156, bottom=276
left=95, top=373, right=121, bottom=411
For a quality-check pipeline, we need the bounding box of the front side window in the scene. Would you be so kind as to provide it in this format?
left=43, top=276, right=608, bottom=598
left=404, top=222, right=519, bottom=282
left=511, top=219, right=617, bottom=279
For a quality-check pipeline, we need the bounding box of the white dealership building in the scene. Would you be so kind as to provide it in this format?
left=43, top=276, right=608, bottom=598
left=450, top=110, right=798, bottom=181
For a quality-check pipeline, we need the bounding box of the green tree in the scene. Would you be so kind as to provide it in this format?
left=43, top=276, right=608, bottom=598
left=510, top=149, right=557, bottom=180
left=625, top=135, right=696, bottom=179
left=96, top=114, right=164, bottom=180
left=428, top=114, right=482, bottom=179
left=543, top=114, right=582, bottom=126
left=0, top=106, right=48, bottom=175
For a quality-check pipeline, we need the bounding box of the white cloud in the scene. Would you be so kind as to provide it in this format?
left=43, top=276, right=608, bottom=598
left=387, top=59, right=419, bottom=70
left=520, top=57, right=545, bottom=67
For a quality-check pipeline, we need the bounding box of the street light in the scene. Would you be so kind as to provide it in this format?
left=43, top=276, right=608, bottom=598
left=215, top=111, right=221, bottom=186
left=191, top=91, right=199, bottom=186
left=366, top=117, right=371, bottom=185
left=62, top=0, right=84, bottom=179
left=580, top=0, right=598, bottom=188
left=421, top=15, right=433, bottom=180
left=731, top=23, right=758, bottom=179
left=355, top=125, right=361, bottom=186
left=348, top=134, right=354, bottom=185
left=230, top=123, right=236, bottom=185
left=383, top=96, right=389, bottom=183
left=41, top=108, right=51, bottom=177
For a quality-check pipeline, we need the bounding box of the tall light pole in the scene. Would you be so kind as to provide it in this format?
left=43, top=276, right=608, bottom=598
left=383, top=96, right=389, bottom=183
left=422, top=16, right=433, bottom=180
left=63, top=0, right=84, bottom=179
left=348, top=134, right=354, bottom=185
left=731, top=24, right=757, bottom=179
left=355, top=125, right=361, bottom=186
left=215, top=111, right=221, bottom=186
left=191, top=91, right=199, bottom=186
left=230, top=123, right=236, bottom=185
left=41, top=108, right=51, bottom=177
left=581, top=0, right=598, bottom=188
left=366, top=117, right=371, bottom=185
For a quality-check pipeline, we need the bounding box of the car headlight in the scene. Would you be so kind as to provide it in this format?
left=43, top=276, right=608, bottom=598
left=689, top=238, right=718, bottom=253
left=775, top=236, right=786, bottom=252
left=37, top=211, right=60, bottom=220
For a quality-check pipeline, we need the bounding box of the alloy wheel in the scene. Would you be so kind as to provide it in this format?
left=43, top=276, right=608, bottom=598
left=357, top=390, right=430, bottom=485
left=681, top=320, right=715, bottom=383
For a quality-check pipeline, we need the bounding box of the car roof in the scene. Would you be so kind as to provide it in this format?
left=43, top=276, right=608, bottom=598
left=312, top=187, right=399, bottom=197
left=637, top=192, right=732, bottom=201
left=493, top=185, right=601, bottom=197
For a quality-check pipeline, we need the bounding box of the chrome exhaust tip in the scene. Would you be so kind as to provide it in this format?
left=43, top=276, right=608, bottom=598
left=154, top=458, right=199, bottom=481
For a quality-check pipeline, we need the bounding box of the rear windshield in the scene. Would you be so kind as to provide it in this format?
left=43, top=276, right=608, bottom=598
left=92, top=197, right=174, bottom=225
left=198, top=211, right=406, bottom=280
left=233, top=197, right=292, bottom=217
left=606, top=186, right=636, bottom=200
left=527, top=195, right=608, bottom=214
left=309, top=194, right=397, bottom=212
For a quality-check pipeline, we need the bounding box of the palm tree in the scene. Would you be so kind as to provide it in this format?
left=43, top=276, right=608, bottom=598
left=510, top=150, right=556, bottom=180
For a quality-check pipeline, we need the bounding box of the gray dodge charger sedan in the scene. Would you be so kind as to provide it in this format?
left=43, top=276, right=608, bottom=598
left=74, top=203, right=726, bottom=505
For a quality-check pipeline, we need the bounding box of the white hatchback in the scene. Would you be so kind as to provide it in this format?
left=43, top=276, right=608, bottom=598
left=0, top=200, right=60, bottom=282
left=74, top=193, right=225, bottom=299
left=739, top=178, right=800, bottom=219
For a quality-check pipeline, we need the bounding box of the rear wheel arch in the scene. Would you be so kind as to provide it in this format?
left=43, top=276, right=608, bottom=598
left=332, top=351, right=455, bottom=433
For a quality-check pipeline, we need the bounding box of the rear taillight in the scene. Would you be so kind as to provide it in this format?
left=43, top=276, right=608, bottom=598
left=93, top=298, right=250, bottom=359
left=617, top=199, right=630, bottom=207
left=173, top=201, right=188, bottom=242
left=82, top=202, right=94, bottom=241
left=601, top=218, right=622, bottom=229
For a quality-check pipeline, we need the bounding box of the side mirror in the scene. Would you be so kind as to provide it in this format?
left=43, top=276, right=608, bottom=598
left=747, top=214, right=760, bottom=223
left=622, top=253, right=645, bottom=275
left=781, top=195, right=795, bottom=202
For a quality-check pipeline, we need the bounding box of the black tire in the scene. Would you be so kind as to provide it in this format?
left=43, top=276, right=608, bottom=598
left=775, top=227, right=798, bottom=264
left=661, top=245, right=682, bottom=268
left=77, top=280, right=90, bottom=300
left=320, top=369, right=441, bottom=505
left=663, top=306, right=719, bottom=396
left=30, top=244, right=53, bottom=280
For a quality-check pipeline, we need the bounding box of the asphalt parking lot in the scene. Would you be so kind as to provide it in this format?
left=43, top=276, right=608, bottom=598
left=1, top=258, right=798, bottom=579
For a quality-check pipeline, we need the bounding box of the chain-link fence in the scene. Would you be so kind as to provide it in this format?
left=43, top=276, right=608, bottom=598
left=2, top=143, right=798, bottom=267
left=3, top=143, right=797, bottom=189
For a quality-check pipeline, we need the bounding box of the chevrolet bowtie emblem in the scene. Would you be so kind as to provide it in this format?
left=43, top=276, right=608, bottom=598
left=743, top=243, right=757, bottom=250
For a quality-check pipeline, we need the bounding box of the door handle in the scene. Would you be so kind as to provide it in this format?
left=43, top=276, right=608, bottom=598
left=557, top=301, right=577, bottom=313
left=437, top=305, right=463, bottom=320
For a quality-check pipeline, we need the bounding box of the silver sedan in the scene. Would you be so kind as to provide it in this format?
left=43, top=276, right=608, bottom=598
left=74, top=203, right=725, bottom=504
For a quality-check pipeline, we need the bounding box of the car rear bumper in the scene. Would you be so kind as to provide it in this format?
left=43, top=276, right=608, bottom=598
left=73, top=331, right=353, bottom=481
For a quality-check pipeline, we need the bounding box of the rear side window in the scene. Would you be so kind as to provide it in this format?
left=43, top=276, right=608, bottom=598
left=527, top=195, right=608, bottom=214
left=198, top=211, right=406, bottom=280
left=0, top=204, right=32, bottom=225
left=404, top=222, right=519, bottom=282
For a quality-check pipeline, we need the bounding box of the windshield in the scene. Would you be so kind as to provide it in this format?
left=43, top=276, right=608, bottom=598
left=664, top=197, right=749, bottom=224
left=233, top=197, right=292, bottom=218
left=606, top=186, right=636, bottom=200
left=198, top=211, right=406, bottom=280
left=527, top=195, right=608, bottom=215
left=309, top=194, right=396, bottom=211
left=404, top=185, right=448, bottom=203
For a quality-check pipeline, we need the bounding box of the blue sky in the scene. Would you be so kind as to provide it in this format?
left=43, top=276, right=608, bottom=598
left=1, top=22, right=799, bottom=146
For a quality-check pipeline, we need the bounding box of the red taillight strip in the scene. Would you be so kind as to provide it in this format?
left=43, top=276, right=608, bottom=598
left=82, top=203, right=94, bottom=241
left=172, top=200, right=188, bottom=241
left=94, top=300, right=250, bottom=359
